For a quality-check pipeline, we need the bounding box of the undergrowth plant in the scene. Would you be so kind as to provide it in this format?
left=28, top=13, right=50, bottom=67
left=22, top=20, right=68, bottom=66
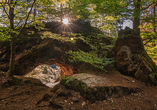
left=67, top=50, right=114, bottom=70
left=40, top=31, right=82, bottom=43
left=145, top=42, right=157, bottom=64
left=61, top=76, right=74, bottom=84
left=67, top=33, right=115, bottom=71
left=41, top=30, right=115, bottom=71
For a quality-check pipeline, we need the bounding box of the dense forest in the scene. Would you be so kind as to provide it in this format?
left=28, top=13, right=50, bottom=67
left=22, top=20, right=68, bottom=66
left=0, top=0, right=157, bottom=110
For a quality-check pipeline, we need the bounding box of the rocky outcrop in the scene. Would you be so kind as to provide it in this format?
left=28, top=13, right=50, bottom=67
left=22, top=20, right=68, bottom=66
left=14, top=38, right=81, bottom=76
left=25, top=64, right=61, bottom=88
left=44, top=20, right=103, bottom=36
left=60, top=73, right=140, bottom=101
left=114, top=27, right=157, bottom=84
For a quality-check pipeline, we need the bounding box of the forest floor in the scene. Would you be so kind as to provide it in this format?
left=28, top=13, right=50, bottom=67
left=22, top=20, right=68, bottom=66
left=0, top=69, right=157, bottom=110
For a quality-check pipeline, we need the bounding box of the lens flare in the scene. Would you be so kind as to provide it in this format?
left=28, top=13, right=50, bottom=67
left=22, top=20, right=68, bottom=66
left=62, top=18, right=69, bottom=24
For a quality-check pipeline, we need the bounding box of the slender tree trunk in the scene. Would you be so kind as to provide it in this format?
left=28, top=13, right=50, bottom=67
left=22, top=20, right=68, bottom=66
left=60, top=4, right=63, bottom=22
left=153, top=3, right=156, bottom=32
left=68, top=2, right=71, bottom=21
left=34, top=3, right=36, bottom=21
left=8, top=0, right=15, bottom=77
left=133, top=0, right=141, bottom=33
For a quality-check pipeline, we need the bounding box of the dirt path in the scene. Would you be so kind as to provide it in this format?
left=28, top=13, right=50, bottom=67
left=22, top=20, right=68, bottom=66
left=0, top=72, right=157, bottom=110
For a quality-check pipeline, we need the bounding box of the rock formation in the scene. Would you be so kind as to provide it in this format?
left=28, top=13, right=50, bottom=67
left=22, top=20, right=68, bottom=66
left=114, top=27, right=157, bottom=84
left=60, top=73, right=140, bottom=101
left=25, top=64, right=61, bottom=88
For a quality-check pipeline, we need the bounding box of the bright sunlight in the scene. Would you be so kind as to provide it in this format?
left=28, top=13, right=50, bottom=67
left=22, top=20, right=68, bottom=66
left=62, top=18, right=69, bottom=24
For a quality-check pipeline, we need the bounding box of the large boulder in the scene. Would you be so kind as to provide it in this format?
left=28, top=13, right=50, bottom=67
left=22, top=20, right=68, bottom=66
left=25, top=64, right=62, bottom=88
left=114, top=27, right=157, bottom=84
left=14, top=38, right=80, bottom=76
left=44, top=20, right=102, bottom=36
left=60, top=73, right=140, bottom=101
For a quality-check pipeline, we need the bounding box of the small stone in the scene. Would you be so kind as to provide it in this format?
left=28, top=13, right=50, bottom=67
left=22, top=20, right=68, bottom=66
left=70, top=92, right=77, bottom=97
left=103, top=100, right=106, bottom=102
left=132, top=80, right=135, bottom=83
left=77, top=95, right=81, bottom=99
left=58, top=101, right=64, bottom=105
left=72, top=97, right=79, bottom=102
left=70, top=107, right=75, bottom=110
left=86, top=100, right=89, bottom=104
left=82, top=102, right=86, bottom=106
left=71, top=102, right=74, bottom=105
left=64, top=100, right=67, bottom=103
left=63, top=107, right=69, bottom=110
left=134, top=93, right=138, bottom=96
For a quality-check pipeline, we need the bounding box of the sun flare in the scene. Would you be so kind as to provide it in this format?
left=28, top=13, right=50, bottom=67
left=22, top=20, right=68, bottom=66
left=62, top=18, right=69, bottom=24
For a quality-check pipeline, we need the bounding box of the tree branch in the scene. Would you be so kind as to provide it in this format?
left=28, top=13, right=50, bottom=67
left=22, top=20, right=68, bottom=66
left=18, top=0, right=36, bottom=36
left=0, top=2, right=10, bottom=19
left=142, top=27, right=157, bottom=45
left=141, top=2, right=157, bottom=11
left=122, top=1, right=134, bottom=8
left=16, top=19, right=23, bottom=27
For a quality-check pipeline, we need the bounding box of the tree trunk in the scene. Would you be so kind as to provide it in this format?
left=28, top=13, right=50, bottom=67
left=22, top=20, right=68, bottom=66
left=153, top=3, right=156, bottom=32
left=34, top=3, right=36, bottom=21
left=115, top=28, right=157, bottom=85
left=9, top=38, right=15, bottom=77
left=8, top=0, right=15, bottom=78
left=133, top=0, right=141, bottom=34
left=60, top=4, right=63, bottom=22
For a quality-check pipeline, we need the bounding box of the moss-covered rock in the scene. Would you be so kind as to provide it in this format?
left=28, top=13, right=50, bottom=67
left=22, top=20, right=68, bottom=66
left=114, top=27, right=157, bottom=85
left=60, top=73, right=139, bottom=101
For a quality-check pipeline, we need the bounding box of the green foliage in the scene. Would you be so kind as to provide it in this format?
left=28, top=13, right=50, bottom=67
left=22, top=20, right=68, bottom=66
left=67, top=33, right=115, bottom=70
left=0, top=30, right=10, bottom=41
left=61, top=76, right=74, bottom=83
left=82, top=33, right=115, bottom=49
left=41, top=31, right=82, bottom=43
left=42, top=66, right=48, bottom=74
left=145, top=42, right=157, bottom=65
left=67, top=50, right=114, bottom=70
left=139, top=1, right=157, bottom=64
left=31, top=21, right=45, bottom=31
